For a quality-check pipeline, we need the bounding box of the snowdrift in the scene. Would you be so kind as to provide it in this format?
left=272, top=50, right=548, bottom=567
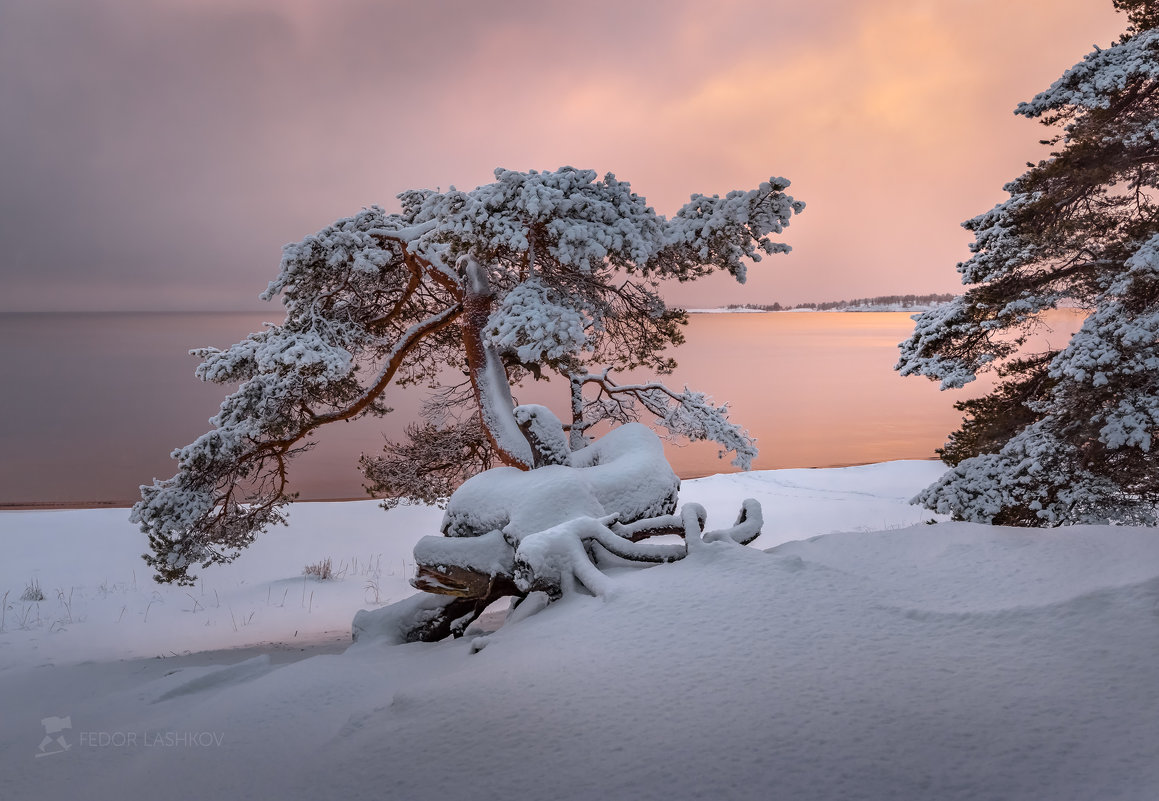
left=2, top=461, right=1157, bottom=800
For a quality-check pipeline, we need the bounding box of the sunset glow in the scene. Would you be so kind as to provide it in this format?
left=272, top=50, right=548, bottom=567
left=0, top=0, right=1126, bottom=311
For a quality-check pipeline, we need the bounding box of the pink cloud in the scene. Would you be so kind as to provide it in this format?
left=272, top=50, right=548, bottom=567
left=0, top=0, right=1126, bottom=310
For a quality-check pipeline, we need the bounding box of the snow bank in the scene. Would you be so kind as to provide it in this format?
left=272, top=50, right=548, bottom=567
left=0, top=501, right=442, bottom=667
left=4, top=460, right=1157, bottom=800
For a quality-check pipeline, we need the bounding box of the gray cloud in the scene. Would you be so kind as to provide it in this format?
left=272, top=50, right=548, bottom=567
left=0, top=0, right=1126, bottom=311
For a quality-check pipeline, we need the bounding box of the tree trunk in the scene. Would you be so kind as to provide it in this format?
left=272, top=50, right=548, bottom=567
left=412, top=562, right=521, bottom=599
left=461, top=258, right=534, bottom=469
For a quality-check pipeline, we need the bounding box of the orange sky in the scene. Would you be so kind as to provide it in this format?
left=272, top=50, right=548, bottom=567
left=0, top=0, right=1128, bottom=311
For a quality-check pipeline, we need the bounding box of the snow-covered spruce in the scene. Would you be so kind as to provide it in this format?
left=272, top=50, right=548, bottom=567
left=896, top=4, right=1159, bottom=525
left=355, top=424, right=763, bottom=643
left=916, top=236, right=1159, bottom=525
left=134, top=168, right=802, bottom=585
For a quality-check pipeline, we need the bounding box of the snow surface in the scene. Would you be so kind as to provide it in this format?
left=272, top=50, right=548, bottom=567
left=441, top=422, right=679, bottom=540
left=3, top=460, right=1159, bottom=800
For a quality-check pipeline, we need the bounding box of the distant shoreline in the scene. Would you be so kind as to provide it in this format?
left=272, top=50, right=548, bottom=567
left=684, top=307, right=941, bottom=314
left=0, top=500, right=134, bottom=511
left=1, top=459, right=944, bottom=512
left=686, top=292, right=957, bottom=314
left=0, top=496, right=373, bottom=512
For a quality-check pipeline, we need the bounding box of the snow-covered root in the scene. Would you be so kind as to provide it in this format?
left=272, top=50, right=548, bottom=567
left=514, top=499, right=763, bottom=600
left=504, top=590, right=553, bottom=627
left=589, top=516, right=688, bottom=564
left=609, top=513, right=684, bottom=541
left=362, top=497, right=764, bottom=643
left=514, top=517, right=619, bottom=599
left=607, top=499, right=760, bottom=546
left=703, top=498, right=763, bottom=546
left=682, top=503, right=710, bottom=554
left=468, top=591, right=554, bottom=654
left=352, top=583, right=510, bottom=645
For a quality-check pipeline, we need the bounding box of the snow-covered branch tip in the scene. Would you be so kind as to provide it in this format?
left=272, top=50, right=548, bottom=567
left=570, top=372, right=758, bottom=468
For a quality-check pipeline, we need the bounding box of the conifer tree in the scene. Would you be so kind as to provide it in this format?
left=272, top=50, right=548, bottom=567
left=133, top=167, right=802, bottom=583
left=897, top=2, right=1159, bottom=525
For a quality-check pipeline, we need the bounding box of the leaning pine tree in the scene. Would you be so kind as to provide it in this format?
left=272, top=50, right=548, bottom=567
left=133, top=167, right=803, bottom=585
left=897, top=0, right=1159, bottom=525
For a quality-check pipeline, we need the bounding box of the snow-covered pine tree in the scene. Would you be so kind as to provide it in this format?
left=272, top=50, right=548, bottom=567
left=133, top=167, right=803, bottom=584
left=897, top=1, right=1159, bottom=525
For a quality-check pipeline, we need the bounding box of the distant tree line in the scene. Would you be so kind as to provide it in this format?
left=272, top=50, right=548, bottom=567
left=725, top=293, right=956, bottom=312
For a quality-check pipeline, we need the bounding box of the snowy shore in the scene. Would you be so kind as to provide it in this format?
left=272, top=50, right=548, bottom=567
left=3, top=460, right=1157, bottom=800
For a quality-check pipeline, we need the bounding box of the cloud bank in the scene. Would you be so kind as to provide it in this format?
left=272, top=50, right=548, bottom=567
left=0, top=0, right=1124, bottom=311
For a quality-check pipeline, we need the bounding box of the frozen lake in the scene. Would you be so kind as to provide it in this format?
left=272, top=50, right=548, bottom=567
left=0, top=310, right=1083, bottom=506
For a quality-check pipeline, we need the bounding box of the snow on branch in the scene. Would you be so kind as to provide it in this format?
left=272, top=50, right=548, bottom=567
left=912, top=235, right=1159, bottom=525
left=660, top=178, right=806, bottom=283
left=572, top=372, right=758, bottom=469
left=484, top=279, right=589, bottom=364
left=133, top=303, right=462, bottom=585
left=1016, top=27, right=1159, bottom=119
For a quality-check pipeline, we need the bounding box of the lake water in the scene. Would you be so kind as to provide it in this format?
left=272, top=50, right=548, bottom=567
left=0, top=310, right=1084, bottom=507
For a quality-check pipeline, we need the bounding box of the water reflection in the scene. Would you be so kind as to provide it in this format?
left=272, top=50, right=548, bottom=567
left=0, top=310, right=1084, bottom=505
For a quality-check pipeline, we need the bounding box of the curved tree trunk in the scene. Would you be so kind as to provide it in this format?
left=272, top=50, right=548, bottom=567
left=461, top=258, right=534, bottom=469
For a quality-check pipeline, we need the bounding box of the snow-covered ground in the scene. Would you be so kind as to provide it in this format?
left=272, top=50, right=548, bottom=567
left=3, top=460, right=1157, bottom=800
